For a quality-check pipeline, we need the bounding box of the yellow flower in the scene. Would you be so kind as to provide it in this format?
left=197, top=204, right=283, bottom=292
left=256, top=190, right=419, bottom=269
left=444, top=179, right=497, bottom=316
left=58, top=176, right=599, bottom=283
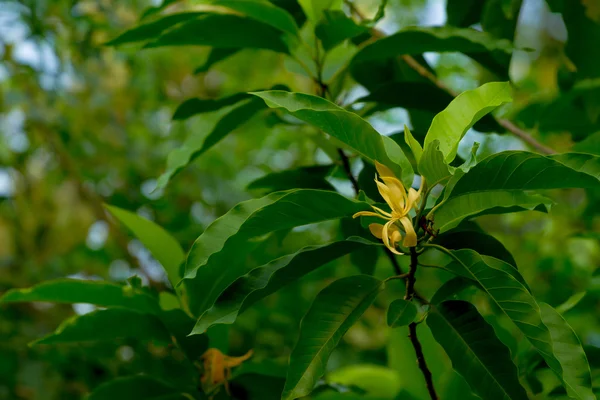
left=353, top=161, right=424, bottom=254
left=200, top=348, right=253, bottom=398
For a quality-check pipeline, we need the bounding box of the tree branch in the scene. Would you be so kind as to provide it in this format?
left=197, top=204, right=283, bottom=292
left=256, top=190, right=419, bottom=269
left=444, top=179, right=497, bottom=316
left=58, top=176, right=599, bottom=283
left=345, top=0, right=554, bottom=155
left=406, top=247, right=438, bottom=400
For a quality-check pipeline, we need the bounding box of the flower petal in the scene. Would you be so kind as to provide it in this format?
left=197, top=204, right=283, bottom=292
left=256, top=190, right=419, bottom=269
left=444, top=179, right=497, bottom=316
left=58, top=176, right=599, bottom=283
left=382, top=219, right=403, bottom=254
left=399, top=217, right=417, bottom=247
left=368, top=223, right=384, bottom=239
left=353, top=211, right=383, bottom=219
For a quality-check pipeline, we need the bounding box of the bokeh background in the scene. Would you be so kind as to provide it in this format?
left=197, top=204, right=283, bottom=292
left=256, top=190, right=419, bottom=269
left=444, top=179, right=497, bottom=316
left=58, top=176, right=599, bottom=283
left=1, top=0, right=599, bottom=399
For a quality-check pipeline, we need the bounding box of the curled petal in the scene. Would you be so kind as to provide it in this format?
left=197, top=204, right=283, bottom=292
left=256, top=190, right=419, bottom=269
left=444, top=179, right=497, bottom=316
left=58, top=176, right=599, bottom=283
left=374, top=161, right=396, bottom=179
left=371, top=206, right=393, bottom=218
left=375, top=179, right=395, bottom=208
left=390, top=225, right=402, bottom=248
left=399, top=217, right=418, bottom=247
left=407, top=188, right=420, bottom=212
left=368, top=223, right=384, bottom=239
left=353, top=211, right=383, bottom=219
left=382, top=219, right=403, bottom=254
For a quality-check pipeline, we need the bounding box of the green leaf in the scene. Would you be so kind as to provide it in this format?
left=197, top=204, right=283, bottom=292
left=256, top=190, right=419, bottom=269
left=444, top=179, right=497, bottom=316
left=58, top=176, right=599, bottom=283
left=192, top=238, right=378, bottom=334
left=556, top=292, right=586, bottom=315
left=438, top=249, right=577, bottom=396
left=357, top=81, right=454, bottom=113
left=184, top=189, right=370, bottom=316
left=424, top=81, right=513, bottom=163
left=351, top=26, right=513, bottom=77
left=430, top=277, right=473, bottom=305
left=427, top=300, right=528, bottom=400
left=446, top=0, right=484, bottom=27
left=572, top=132, right=600, bottom=156
left=433, top=229, right=517, bottom=268
left=386, top=299, right=417, bottom=328
left=172, top=92, right=251, bottom=120
left=247, top=164, right=336, bottom=194
left=0, top=279, right=161, bottom=315
left=87, top=375, right=184, bottom=400
left=106, top=206, right=184, bottom=286
left=315, top=10, right=368, bottom=51
left=298, top=0, right=343, bottom=22
left=433, top=151, right=600, bottom=232
left=106, top=12, right=204, bottom=46
left=281, top=275, right=384, bottom=400
left=145, top=14, right=290, bottom=54
left=251, top=90, right=413, bottom=186
left=32, top=309, right=171, bottom=345
left=433, top=189, right=553, bottom=233
left=193, top=0, right=299, bottom=35
left=194, top=48, right=240, bottom=74
left=404, top=125, right=423, bottom=164
left=156, top=98, right=266, bottom=190
left=418, top=140, right=453, bottom=187
left=539, top=303, right=595, bottom=400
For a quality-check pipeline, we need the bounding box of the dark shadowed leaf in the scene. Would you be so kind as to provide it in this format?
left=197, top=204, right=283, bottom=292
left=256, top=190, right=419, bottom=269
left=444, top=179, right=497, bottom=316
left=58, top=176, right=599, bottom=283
left=145, top=14, right=291, bottom=54
left=32, top=309, right=171, bottom=345
left=106, top=13, right=204, bottom=46
left=386, top=299, right=417, bottom=328
left=87, top=375, right=184, bottom=400
left=156, top=98, right=266, bottom=190
left=315, top=10, right=368, bottom=50
left=184, top=190, right=370, bottom=316
left=192, top=238, right=377, bottom=334
left=351, top=26, right=513, bottom=77
left=281, top=275, right=383, bottom=400
left=247, top=164, right=336, bottom=194
left=427, top=300, right=528, bottom=400
left=439, top=249, right=585, bottom=397
left=446, top=0, right=484, bottom=27
left=195, top=0, right=299, bottom=35
left=433, top=229, right=516, bottom=267
left=0, top=279, right=161, bottom=315
left=172, top=92, right=251, bottom=120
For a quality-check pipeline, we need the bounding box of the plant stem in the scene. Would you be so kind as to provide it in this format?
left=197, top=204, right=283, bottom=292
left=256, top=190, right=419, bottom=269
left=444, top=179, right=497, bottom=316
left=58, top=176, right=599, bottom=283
left=338, top=148, right=361, bottom=195
left=406, top=247, right=438, bottom=400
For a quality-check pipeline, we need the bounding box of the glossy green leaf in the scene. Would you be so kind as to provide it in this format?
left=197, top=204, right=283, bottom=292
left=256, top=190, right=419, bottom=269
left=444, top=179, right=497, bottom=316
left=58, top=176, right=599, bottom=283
left=194, top=0, right=299, bottom=35
left=315, top=10, right=368, bottom=51
left=434, top=151, right=600, bottom=232
left=156, top=98, right=266, bottom=190
left=172, top=92, right=250, bottom=120
left=424, top=81, right=513, bottom=163
left=439, top=249, right=578, bottom=396
left=106, top=205, right=184, bottom=286
left=0, top=279, right=161, bottom=315
left=351, top=26, right=513, bottom=77
left=145, top=14, right=290, bottom=54
left=430, top=277, right=473, bottom=305
left=88, top=375, right=184, bottom=400
left=32, top=309, right=171, bottom=345
left=281, top=275, right=384, bottom=400
left=427, top=300, right=528, bottom=400
left=386, top=299, right=417, bottom=328
left=433, top=151, right=600, bottom=232
left=251, top=90, right=413, bottom=186
left=540, top=303, right=595, bottom=400
left=298, top=0, right=343, bottom=22
left=106, top=13, right=204, bottom=46
left=433, top=190, right=553, bottom=233
left=192, top=238, right=378, bottom=334
left=404, top=125, right=423, bottom=164
left=184, top=189, right=370, bottom=316
left=418, top=140, right=453, bottom=187
left=572, top=132, right=600, bottom=156
left=247, top=164, right=336, bottom=194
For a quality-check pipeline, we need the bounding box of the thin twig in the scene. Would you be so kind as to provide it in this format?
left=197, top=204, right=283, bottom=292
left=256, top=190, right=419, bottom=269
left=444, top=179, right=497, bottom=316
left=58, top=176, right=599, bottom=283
left=406, top=248, right=438, bottom=400
left=344, top=0, right=554, bottom=155
left=337, top=148, right=361, bottom=195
